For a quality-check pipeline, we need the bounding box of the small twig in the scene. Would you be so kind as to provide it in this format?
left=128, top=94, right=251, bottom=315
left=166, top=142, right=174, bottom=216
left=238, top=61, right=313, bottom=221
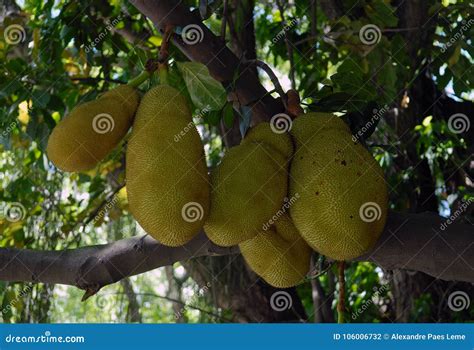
left=158, top=24, right=174, bottom=63
left=245, top=59, right=288, bottom=109
left=70, top=77, right=126, bottom=85
left=337, top=261, right=346, bottom=323
left=82, top=184, right=125, bottom=227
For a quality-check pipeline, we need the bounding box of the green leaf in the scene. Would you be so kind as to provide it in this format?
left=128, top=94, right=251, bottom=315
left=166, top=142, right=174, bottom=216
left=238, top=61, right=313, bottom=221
left=176, top=62, right=226, bottom=111
left=222, top=103, right=234, bottom=128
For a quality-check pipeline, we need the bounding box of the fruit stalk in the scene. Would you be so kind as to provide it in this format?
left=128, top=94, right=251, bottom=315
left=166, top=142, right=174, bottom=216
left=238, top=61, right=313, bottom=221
left=127, top=71, right=152, bottom=88
left=337, top=261, right=346, bottom=323
left=159, top=63, right=169, bottom=85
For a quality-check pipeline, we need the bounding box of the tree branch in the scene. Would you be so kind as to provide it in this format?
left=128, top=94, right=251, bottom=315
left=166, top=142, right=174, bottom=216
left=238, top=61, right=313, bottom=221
left=1, top=212, right=472, bottom=291
left=129, top=0, right=284, bottom=123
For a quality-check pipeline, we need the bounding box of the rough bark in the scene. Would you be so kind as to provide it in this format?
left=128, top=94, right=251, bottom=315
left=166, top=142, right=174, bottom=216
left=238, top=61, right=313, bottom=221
left=1, top=212, right=472, bottom=289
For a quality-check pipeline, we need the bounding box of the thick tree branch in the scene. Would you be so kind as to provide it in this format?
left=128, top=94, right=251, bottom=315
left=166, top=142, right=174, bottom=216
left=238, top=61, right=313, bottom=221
left=1, top=212, right=472, bottom=290
left=129, top=0, right=284, bottom=122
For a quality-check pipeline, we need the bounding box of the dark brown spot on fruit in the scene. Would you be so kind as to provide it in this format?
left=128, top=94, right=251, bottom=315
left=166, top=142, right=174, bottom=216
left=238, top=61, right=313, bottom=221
left=341, top=160, right=347, bottom=166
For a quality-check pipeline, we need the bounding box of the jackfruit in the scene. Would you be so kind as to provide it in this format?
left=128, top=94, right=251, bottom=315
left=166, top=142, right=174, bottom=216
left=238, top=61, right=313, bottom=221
left=240, top=213, right=312, bottom=288
left=204, top=122, right=293, bottom=246
left=47, top=85, right=139, bottom=172
left=126, top=85, right=209, bottom=246
left=289, top=113, right=388, bottom=260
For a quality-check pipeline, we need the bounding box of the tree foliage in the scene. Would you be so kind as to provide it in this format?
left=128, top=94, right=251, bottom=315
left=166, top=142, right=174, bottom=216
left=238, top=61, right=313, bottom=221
left=0, top=0, right=472, bottom=323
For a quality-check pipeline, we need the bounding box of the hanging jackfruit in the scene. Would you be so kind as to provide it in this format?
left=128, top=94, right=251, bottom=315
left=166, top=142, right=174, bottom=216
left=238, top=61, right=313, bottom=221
left=46, top=85, right=139, bottom=172
left=126, top=85, right=210, bottom=247
left=240, top=213, right=312, bottom=288
left=289, top=112, right=388, bottom=261
left=204, top=122, right=293, bottom=246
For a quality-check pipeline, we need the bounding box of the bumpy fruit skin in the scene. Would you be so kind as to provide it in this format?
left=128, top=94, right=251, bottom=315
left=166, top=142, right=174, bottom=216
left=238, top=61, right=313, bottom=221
left=205, top=122, right=293, bottom=246
left=126, top=85, right=209, bottom=247
left=289, top=114, right=388, bottom=260
left=46, top=85, right=139, bottom=172
left=241, top=122, right=294, bottom=159
left=240, top=214, right=311, bottom=288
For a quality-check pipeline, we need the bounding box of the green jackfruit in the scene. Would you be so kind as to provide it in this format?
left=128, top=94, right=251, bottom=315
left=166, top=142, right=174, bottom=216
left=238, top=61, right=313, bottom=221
left=204, top=122, right=293, bottom=246
left=289, top=114, right=388, bottom=260
left=240, top=213, right=312, bottom=288
left=46, top=85, right=139, bottom=172
left=126, top=85, right=209, bottom=247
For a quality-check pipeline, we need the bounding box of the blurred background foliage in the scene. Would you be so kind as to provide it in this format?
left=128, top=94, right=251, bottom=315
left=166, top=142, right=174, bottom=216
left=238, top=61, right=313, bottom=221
left=0, top=0, right=473, bottom=323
